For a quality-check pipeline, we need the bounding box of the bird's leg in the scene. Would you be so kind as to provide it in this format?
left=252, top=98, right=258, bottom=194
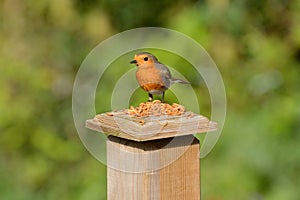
left=162, top=91, right=165, bottom=103
left=148, top=93, right=153, bottom=102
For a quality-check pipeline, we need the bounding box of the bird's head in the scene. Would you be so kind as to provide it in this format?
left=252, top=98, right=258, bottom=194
left=130, top=52, right=159, bottom=66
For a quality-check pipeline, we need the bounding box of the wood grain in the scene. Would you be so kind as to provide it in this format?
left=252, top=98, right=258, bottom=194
left=85, top=111, right=217, bottom=199
left=107, top=135, right=200, bottom=200
left=86, top=111, right=217, bottom=141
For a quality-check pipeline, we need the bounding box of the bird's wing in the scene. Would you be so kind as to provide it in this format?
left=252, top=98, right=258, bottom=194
left=155, top=63, right=172, bottom=79
left=155, top=63, right=190, bottom=85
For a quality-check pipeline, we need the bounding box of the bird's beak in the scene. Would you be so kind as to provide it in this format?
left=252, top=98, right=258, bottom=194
left=130, top=60, right=137, bottom=64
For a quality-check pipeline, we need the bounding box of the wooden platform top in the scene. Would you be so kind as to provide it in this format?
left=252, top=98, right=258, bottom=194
left=86, top=111, right=217, bottom=142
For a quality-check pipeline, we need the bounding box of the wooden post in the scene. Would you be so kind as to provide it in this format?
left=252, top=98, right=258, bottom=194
left=86, top=111, right=217, bottom=200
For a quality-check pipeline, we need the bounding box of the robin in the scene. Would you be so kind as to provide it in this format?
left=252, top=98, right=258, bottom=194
left=130, top=52, right=190, bottom=102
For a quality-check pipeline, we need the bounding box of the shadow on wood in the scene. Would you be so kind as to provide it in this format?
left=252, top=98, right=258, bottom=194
left=86, top=111, right=217, bottom=200
left=107, top=135, right=200, bottom=200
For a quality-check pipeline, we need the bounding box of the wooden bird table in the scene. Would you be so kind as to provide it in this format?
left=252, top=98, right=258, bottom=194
left=86, top=110, right=217, bottom=200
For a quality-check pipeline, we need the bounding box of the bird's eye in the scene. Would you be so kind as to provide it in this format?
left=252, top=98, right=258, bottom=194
left=144, top=57, right=148, bottom=61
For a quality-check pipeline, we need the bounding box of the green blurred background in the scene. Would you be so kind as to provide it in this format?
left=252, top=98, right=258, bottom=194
left=1, top=0, right=300, bottom=199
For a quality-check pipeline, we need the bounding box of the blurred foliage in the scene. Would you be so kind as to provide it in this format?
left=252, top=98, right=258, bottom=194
left=1, top=0, right=300, bottom=199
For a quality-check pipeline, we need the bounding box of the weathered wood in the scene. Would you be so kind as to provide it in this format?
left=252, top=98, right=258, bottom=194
left=86, top=111, right=217, bottom=141
left=86, top=111, right=217, bottom=200
left=107, top=135, right=200, bottom=200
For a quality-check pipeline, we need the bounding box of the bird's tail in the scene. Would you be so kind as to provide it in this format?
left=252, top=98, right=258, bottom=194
left=171, top=78, right=190, bottom=84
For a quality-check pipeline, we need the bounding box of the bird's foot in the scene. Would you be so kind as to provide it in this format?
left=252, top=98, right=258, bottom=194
left=148, top=93, right=153, bottom=102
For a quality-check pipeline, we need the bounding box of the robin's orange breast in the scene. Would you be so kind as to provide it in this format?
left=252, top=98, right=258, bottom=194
left=136, top=65, right=166, bottom=93
left=140, top=83, right=166, bottom=92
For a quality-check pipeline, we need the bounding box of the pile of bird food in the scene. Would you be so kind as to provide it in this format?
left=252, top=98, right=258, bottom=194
left=106, top=100, right=186, bottom=118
